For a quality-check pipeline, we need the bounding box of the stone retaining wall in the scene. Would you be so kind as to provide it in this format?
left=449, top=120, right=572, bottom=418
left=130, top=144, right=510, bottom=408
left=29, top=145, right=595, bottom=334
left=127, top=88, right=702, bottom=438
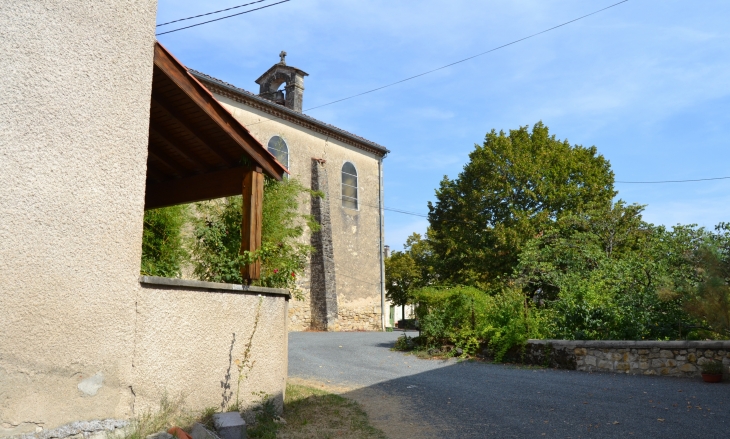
left=522, top=340, right=730, bottom=379
left=335, top=308, right=380, bottom=331
left=288, top=300, right=380, bottom=331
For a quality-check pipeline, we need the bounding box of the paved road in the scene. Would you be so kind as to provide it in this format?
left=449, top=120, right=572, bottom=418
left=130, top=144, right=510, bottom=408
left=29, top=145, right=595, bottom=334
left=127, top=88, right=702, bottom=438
left=289, top=331, right=729, bottom=438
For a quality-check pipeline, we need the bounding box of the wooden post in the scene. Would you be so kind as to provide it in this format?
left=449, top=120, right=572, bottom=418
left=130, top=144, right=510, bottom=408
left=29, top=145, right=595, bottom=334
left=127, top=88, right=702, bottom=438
left=241, top=167, right=264, bottom=281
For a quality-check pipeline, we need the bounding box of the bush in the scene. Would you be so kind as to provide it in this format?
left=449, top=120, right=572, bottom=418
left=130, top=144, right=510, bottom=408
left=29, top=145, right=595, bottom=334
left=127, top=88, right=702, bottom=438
left=141, top=205, right=191, bottom=277
left=191, top=177, right=320, bottom=296
left=413, top=286, right=548, bottom=361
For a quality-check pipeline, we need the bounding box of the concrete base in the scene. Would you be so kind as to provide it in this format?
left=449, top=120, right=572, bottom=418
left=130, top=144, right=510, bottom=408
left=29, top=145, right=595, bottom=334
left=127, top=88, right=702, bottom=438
left=212, top=413, right=246, bottom=439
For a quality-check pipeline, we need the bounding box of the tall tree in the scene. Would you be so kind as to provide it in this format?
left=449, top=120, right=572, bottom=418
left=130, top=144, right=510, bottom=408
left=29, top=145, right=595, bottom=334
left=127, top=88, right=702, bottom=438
left=428, top=122, right=615, bottom=288
left=385, top=251, right=420, bottom=320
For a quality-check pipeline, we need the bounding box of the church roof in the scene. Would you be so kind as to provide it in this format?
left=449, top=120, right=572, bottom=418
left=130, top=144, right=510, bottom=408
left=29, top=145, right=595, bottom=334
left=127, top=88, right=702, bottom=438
left=189, top=69, right=389, bottom=157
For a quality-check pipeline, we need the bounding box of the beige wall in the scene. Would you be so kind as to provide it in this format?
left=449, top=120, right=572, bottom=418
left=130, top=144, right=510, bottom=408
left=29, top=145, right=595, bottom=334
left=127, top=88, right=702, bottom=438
left=0, top=2, right=290, bottom=436
left=134, top=282, right=289, bottom=415
left=216, top=97, right=384, bottom=331
left=0, top=0, right=157, bottom=435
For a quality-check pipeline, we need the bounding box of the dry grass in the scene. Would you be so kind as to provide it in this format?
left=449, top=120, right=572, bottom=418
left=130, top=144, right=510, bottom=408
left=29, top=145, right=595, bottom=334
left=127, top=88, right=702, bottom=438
left=277, top=383, right=387, bottom=439
left=123, top=395, right=217, bottom=439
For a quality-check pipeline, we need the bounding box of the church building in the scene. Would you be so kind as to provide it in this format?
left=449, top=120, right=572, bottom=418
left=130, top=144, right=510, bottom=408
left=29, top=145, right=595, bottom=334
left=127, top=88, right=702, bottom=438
left=190, top=51, right=389, bottom=331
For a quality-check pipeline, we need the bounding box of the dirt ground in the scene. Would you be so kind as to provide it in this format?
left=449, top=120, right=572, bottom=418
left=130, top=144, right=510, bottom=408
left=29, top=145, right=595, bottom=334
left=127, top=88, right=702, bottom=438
left=287, top=378, right=438, bottom=439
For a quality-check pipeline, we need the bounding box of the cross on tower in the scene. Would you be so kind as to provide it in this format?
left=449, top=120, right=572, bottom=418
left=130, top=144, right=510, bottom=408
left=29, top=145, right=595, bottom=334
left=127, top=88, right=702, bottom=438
left=279, top=50, right=287, bottom=65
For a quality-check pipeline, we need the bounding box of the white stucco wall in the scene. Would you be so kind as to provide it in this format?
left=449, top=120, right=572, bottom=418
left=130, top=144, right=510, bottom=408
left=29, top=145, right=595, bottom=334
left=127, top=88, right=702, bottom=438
left=133, top=283, right=289, bottom=415
left=1, top=4, right=294, bottom=436
left=0, top=1, right=156, bottom=435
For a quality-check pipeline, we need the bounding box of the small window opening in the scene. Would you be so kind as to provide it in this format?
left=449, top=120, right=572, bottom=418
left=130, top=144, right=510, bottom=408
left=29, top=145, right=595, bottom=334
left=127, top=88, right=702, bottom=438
left=341, top=162, right=358, bottom=210
left=267, top=136, right=289, bottom=169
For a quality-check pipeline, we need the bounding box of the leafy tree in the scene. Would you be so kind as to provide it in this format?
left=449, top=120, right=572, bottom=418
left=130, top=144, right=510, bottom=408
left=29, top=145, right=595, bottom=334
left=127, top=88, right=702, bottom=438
left=140, top=205, right=191, bottom=277
left=385, top=251, right=420, bottom=320
left=404, top=232, right=439, bottom=286
left=517, top=202, right=706, bottom=340
left=428, top=122, right=615, bottom=288
left=191, top=177, right=320, bottom=296
left=683, top=223, right=730, bottom=337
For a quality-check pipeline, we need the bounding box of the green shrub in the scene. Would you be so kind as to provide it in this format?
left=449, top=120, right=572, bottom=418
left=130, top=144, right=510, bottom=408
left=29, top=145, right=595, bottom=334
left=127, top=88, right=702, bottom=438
left=393, top=335, right=414, bottom=351
left=191, top=177, right=320, bottom=296
left=413, top=286, right=548, bottom=361
left=141, top=205, right=191, bottom=277
left=700, top=360, right=724, bottom=375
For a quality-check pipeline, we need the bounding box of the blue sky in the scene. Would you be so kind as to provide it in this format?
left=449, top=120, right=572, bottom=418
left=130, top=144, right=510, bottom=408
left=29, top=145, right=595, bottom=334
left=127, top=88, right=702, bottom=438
left=156, top=0, right=730, bottom=251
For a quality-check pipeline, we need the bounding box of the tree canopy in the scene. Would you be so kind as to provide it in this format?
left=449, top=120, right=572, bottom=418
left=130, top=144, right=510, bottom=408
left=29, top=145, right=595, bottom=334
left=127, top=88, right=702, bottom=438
left=428, top=122, right=615, bottom=289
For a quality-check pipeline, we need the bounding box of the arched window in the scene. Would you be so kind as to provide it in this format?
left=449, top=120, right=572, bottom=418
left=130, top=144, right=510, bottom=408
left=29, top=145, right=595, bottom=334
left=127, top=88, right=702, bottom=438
left=267, top=136, right=289, bottom=169
left=341, top=162, right=358, bottom=210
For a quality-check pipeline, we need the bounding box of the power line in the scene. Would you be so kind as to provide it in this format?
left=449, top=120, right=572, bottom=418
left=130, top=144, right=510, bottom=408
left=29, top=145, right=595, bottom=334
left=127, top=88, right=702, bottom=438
left=303, top=0, right=630, bottom=112
left=157, top=0, right=273, bottom=27
left=616, top=176, right=730, bottom=184
left=156, top=0, right=292, bottom=36
left=336, top=269, right=382, bottom=287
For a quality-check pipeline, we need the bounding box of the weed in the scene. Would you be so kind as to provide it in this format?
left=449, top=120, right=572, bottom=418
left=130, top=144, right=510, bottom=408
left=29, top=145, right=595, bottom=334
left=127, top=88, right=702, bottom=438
left=123, top=394, right=192, bottom=439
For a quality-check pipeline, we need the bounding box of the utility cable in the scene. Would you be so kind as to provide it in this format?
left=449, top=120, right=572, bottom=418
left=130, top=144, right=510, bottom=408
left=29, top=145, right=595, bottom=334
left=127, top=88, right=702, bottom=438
left=303, top=0, right=630, bottom=111
left=616, top=176, right=730, bottom=184
left=156, top=0, right=273, bottom=27
left=156, top=0, right=292, bottom=36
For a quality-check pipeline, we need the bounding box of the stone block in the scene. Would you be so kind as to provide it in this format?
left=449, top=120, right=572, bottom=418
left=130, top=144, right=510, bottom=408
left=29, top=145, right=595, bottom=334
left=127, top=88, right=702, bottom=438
left=680, top=350, right=687, bottom=355
left=648, top=353, right=660, bottom=359
left=611, top=353, right=623, bottom=361
left=680, top=363, right=697, bottom=372
left=659, top=350, right=674, bottom=358
left=720, top=350, right=727, bottom=356
left=651, top=348, right=660, bottom=353
left=638, top=349, right=650, bottom=355
left=616, top=362, right=630, bottom=372
left=598, top=360, right=613, bottom=370
left=651, top=359, right=664, bottom=368
left=676, top=355, right=686, bottom=361
left=665, top=359, right=677, bottom=367
left=643, top=369, right=657, bottom=376
left=584, top=356, right=597, bottom=366
left=688, top=353, right=696, bottom=362
left=639, top=361, right=650, bottom=370
left=688, top=348, right=696, bottom=353
left=704, top=350, right=715, bottom=358
left=574, top=348, right=587, bottom=356
left=660, top=368, right=670, bottom=375
left=213, top=412, right=247, bottom=439
left=191, top=424, right=221, bottom=439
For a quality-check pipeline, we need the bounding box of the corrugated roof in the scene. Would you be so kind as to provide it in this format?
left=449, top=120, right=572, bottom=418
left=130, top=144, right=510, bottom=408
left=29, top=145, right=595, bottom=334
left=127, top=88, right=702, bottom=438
left=189, top=69, right=389, bottom=157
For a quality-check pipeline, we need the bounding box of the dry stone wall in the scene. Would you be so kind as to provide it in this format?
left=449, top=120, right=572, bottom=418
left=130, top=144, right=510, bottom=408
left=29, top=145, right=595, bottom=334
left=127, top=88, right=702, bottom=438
left=522, top=340, right=730, bottom=379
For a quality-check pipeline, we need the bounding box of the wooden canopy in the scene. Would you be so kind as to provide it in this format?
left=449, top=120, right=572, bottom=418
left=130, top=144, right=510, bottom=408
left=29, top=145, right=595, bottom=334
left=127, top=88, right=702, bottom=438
left=144, top=42, right=287, bottom=280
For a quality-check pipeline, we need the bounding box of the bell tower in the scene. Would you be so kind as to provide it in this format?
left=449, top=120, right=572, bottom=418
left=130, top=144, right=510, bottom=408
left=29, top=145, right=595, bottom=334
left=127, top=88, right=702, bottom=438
left=255, top=51, right=308, bottom=112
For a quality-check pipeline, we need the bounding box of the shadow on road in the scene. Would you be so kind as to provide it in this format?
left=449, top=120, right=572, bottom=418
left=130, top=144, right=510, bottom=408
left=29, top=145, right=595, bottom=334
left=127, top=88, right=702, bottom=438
left=289, top=332, right=730, bottom=438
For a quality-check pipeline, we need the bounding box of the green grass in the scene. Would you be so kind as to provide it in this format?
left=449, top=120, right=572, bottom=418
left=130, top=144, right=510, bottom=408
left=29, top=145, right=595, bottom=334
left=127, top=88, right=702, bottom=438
left=277, top=383, right=387, bottom=439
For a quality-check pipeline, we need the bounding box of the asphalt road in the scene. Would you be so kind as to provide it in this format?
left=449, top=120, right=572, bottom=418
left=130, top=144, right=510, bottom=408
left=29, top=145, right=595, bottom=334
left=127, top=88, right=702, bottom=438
left=289, top=331, right=729, bottom=438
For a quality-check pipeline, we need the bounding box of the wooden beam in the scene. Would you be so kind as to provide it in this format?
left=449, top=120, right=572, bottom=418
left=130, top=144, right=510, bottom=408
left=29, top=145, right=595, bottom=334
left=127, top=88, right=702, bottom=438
left=151, top=95, right=231, bottom=164
left=147, top=150, right=186, bottom=178
left=153, top=43, right=285, bottom=181
left=241, top=167, right=264, bottom=281
left=144, top=166, right=246, bottom=210
left=150, top=123, right=209, bottom=172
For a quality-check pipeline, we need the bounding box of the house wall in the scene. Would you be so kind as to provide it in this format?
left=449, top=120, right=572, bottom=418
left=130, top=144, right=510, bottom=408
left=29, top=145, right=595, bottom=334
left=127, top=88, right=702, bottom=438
left=0, top=1, right=158, bottom=435
left=0, top=2, right=290, bottom=436
left=215, top=96, right=383, bottom=331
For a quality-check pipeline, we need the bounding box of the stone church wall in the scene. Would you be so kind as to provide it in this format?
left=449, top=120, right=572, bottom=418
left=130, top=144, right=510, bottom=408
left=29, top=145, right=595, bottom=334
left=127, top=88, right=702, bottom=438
left=215, top=96, right=384, bottom=332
